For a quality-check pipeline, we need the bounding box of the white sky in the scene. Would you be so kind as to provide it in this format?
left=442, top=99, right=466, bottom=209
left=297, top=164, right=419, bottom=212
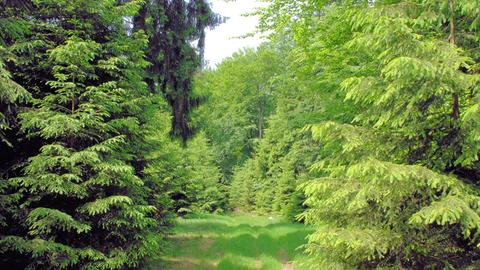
left=204, top=0, right=266, bottom=68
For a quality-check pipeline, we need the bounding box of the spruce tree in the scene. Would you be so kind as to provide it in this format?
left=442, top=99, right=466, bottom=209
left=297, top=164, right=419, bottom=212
left=133, top=0, right=225, bottom=140
left=296, top=1, right=480, bottom=268
left=0, top=0, right=175, bottom=268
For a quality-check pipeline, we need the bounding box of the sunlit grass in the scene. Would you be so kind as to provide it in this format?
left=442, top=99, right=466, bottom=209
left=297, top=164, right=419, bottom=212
left=148, top=213, right=313, bottom=270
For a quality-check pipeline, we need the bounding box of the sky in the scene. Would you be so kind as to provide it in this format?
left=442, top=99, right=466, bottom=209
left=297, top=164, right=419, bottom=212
left=204, top=0, right=266, bottom=68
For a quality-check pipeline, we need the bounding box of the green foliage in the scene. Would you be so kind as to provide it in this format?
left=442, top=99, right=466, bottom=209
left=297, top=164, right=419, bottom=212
left=195, top=44, right=324, bottom=220
left=183, top=133, right=226, bottom=213
left=0, top=0, right=223, bottom=269
left=147, top=131, right=227, bottom=215
left=296, top=1, right=480, bottom=268
left=2, top=5, right=161, bottom=264
left=302, top=120, right=480, bottom=268
left=226, top=14, right=354, bottom=221
left=133, top=0, right=224, bottom=140
left=0, top=49, right=30, bottom=146
left=194, top=46, right=284, bottom=179
left=230, top=159, right=259, bottom=211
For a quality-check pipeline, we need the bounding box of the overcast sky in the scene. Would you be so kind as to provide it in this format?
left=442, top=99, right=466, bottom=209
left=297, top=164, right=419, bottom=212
left=204, top=0, right=266, bottom=68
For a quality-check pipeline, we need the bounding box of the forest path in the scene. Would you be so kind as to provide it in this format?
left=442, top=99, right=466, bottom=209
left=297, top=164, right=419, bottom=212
left=147, top=213, right=313, bottom=270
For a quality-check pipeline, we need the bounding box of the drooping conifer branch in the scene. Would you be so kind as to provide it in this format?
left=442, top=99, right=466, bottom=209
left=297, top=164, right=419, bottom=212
left=134, top=0, right=225, bottom=141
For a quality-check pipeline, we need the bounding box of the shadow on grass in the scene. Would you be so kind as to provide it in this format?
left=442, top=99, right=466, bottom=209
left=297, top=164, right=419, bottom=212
left=209, top=229, right=312, bottom=260
left=159, top=214, right=313, bottom=270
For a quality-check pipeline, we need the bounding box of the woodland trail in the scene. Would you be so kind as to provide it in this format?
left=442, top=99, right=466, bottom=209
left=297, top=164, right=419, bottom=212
left=147, top=213, right=313, bottom=270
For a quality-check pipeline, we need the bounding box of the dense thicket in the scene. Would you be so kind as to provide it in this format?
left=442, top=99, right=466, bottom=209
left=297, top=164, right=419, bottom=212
left=196, top=0, right=480, bottom=269
left=0, top=0, right=223, bottom=269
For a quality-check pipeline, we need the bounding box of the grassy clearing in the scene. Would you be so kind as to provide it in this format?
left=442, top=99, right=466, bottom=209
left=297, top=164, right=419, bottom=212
left=148, top=213, right=314, bottom=270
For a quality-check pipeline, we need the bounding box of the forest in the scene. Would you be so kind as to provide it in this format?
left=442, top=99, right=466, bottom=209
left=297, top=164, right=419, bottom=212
left=1, top=0, right=480, bottom=269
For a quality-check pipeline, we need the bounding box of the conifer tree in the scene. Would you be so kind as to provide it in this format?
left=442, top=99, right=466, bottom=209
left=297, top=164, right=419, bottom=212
left=133, top=0, right=224, bottom=140
left=0, top=0, right=191, bottom=268
left=295, top=1, right=480, bottom=268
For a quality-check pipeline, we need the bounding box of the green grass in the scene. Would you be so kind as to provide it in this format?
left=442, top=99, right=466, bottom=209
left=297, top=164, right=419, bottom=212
left=148, top=213, right=314, bottom=270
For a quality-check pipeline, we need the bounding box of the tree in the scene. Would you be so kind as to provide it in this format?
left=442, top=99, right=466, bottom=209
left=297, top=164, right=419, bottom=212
left=297, top=1, right=480, bottom=268
left=194, top=46, right=283, bottom=179
left=133, top=0, right=225, bottom=140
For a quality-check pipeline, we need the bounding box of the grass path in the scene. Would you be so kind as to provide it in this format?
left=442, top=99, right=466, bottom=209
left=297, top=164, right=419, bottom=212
left=148, top=213, right=313, bottom=270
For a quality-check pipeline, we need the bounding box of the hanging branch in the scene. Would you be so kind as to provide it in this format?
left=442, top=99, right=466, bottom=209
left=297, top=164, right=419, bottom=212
left=134, top=0, right=225, bottom=141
